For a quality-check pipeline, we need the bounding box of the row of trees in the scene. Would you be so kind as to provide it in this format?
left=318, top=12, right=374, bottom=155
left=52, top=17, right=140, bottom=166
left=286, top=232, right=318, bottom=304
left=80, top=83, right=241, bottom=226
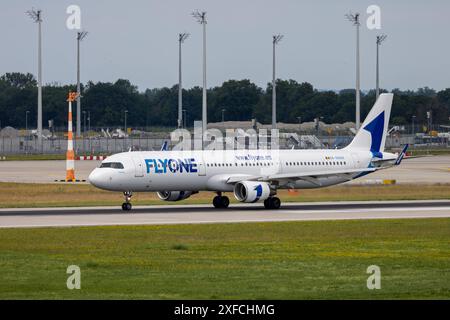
left=0, top=72, right=449, bottom=130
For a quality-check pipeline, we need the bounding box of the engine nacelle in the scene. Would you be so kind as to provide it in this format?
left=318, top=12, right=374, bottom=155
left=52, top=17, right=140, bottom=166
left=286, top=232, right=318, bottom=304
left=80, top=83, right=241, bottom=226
left=233, top=181, right=271, bottom=203
left=157, top=191, right=195, bottom=201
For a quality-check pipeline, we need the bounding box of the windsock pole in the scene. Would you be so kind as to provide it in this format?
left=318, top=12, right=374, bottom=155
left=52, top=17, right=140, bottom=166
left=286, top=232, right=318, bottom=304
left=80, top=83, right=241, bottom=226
left=66, top=91, right=78, bottom=182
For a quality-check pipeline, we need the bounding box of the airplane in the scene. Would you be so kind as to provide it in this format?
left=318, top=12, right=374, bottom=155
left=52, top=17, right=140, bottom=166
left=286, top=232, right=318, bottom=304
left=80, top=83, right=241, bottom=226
left=88, top=93, right=407, bottom=211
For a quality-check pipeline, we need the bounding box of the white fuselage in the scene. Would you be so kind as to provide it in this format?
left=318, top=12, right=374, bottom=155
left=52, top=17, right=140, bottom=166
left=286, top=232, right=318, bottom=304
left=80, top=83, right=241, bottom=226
left=88, top=149, right=396, bottom=192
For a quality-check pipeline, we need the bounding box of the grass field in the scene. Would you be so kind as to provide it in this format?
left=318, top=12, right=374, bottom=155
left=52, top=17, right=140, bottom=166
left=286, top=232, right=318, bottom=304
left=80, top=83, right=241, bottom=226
left=0, top=182, right=449, bottom=208
left=0, top=154, right=66, bottom=161
left=0, top=219, right=449, bottom=299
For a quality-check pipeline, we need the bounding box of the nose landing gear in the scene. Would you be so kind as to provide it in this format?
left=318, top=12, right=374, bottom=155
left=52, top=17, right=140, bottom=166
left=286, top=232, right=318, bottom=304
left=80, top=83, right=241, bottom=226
left=122, top=191, right=132, bottom=211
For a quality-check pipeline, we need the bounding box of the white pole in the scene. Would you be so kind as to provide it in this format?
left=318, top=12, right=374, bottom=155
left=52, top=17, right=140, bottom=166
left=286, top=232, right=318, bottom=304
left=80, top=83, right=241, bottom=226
left=76, top=33, right=81, bottom=137
left=202, top=18, right=207, bottom=144
left=376, top=40, right=379, bottom=100
left=37, top=12, right=42, bottom=148
left=272, top=39, right=276, bottom=130
left=375, top=35, right=387, bottom=101
left=178, top=33, right=189, bottom=129
left=271, top=35, right=283, bottom=130
left=355, top=19, right=360, bottom=130
left=178, top=36, right=183, bottom=128
left=192, top=11, right=207, bottom=148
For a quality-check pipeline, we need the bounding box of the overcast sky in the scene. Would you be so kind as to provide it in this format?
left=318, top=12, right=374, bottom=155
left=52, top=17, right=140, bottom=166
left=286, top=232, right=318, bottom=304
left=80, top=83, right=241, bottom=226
left=0, top=0, right=449, bottom=91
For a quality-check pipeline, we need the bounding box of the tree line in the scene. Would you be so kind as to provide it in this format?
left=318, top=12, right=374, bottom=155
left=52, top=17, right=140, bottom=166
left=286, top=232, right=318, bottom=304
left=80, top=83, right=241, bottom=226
left=0, top=72, right=449, bottom=130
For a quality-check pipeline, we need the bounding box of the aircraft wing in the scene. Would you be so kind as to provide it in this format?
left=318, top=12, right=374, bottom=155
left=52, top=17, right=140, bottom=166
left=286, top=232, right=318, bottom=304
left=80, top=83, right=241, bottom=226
left=226, top=167, right=377, bottom=186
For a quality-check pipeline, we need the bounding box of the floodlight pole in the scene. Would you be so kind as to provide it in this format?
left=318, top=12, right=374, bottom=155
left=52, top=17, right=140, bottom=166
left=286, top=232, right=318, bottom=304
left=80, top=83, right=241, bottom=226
left=346, top=12, right=361, bottom=130
left=37, top=12, right=42, bottom=148
left=25, top=110, right=30, bottom=154
left=76, top=31, right=88, bottom=138
left=77, top=33, right=81, bottom=137
left=178, top=33, right=189, bottom=129
left=355, top=15, right=361, bottom=130
left=202, top=16, right=207, bottom=141
left=27, top=9, right=43, bottom=148
left=272, top=35, right=283, bottom=130
left=192, top=11, right=207, bottom=148
left=124, top=110, right=128, bottom=134
left=376, top=35, right=387, bottom=100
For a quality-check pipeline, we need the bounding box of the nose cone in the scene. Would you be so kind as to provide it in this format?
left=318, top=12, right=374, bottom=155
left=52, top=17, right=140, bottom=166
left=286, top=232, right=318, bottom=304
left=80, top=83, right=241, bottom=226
left=88, top=168, right=108, bottom=189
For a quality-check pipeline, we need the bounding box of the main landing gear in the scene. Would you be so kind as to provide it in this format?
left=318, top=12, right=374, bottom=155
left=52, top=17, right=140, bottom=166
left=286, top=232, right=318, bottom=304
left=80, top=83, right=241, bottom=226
left=264, top=197, right=281, bottom=210
left=122, top=191, right=132, bottom=211
left=212, top=193, right=281, bottom=209
left=213, top=193, right=230, bottom=209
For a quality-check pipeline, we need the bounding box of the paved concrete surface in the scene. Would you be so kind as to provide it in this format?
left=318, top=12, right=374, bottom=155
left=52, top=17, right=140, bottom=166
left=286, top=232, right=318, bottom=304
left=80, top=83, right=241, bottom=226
left=0, top=200, right=449, bottom=228
left=0, top=160, right=98, bottom=183
left=0, top=155, right=449, bottom=184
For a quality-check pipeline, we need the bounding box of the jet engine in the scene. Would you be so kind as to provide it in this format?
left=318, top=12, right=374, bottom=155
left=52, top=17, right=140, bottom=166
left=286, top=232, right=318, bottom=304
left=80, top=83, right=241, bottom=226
left=233, top=181, right=271, bottom=203
left=157, top=191, right=195, bottom=201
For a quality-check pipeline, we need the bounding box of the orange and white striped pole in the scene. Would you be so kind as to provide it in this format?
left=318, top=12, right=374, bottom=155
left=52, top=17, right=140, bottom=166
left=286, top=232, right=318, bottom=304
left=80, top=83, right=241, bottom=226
left=66, top=91, right=78, bottom=182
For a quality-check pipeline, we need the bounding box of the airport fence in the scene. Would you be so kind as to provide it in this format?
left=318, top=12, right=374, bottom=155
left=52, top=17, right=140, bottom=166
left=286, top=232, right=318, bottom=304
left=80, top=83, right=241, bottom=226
left=0, top=134, right=438, bottom=155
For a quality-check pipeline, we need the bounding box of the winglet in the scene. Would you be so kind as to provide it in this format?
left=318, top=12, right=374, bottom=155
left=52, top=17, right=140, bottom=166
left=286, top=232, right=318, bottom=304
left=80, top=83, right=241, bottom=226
left=395, top=144, right=409, bottom=165
left=160, top=141, right=169, bottom=151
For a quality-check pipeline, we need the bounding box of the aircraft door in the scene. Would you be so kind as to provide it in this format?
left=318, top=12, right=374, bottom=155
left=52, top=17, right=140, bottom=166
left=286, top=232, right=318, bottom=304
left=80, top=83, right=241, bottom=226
left=197, top=158, right=206, bottom=176
left=131, top=154, right=144, bottom=177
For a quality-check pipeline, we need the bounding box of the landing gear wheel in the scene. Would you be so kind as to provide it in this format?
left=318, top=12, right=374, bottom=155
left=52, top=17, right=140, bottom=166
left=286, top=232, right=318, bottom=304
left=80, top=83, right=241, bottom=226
left=122, top=202, right=132, bottom=211
left=220, top=196, right=230, bottom=208
left=264, top=197, right=281, bottom=210
left=122, top=191, right=133, bottom=211
left=271, top=197, right=281, bottom=209
left=213, top=195, right=230, bottom=209
left=213, top=196, right=221, bottom=208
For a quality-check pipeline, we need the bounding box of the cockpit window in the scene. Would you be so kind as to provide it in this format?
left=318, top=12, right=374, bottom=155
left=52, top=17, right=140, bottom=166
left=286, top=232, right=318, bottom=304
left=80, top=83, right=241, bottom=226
left=100, top=162, right=124, bottom=169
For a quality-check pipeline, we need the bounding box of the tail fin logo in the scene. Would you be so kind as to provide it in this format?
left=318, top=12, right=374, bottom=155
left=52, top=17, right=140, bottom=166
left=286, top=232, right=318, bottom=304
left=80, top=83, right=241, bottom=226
left=253, top=184, right=263, bottom=203
left=363, top=111, right=385, bottom=154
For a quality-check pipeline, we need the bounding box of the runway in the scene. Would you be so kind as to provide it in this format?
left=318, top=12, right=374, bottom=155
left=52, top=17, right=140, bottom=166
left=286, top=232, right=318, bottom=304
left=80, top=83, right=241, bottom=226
left=1, top=200, right=449, bottom=228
